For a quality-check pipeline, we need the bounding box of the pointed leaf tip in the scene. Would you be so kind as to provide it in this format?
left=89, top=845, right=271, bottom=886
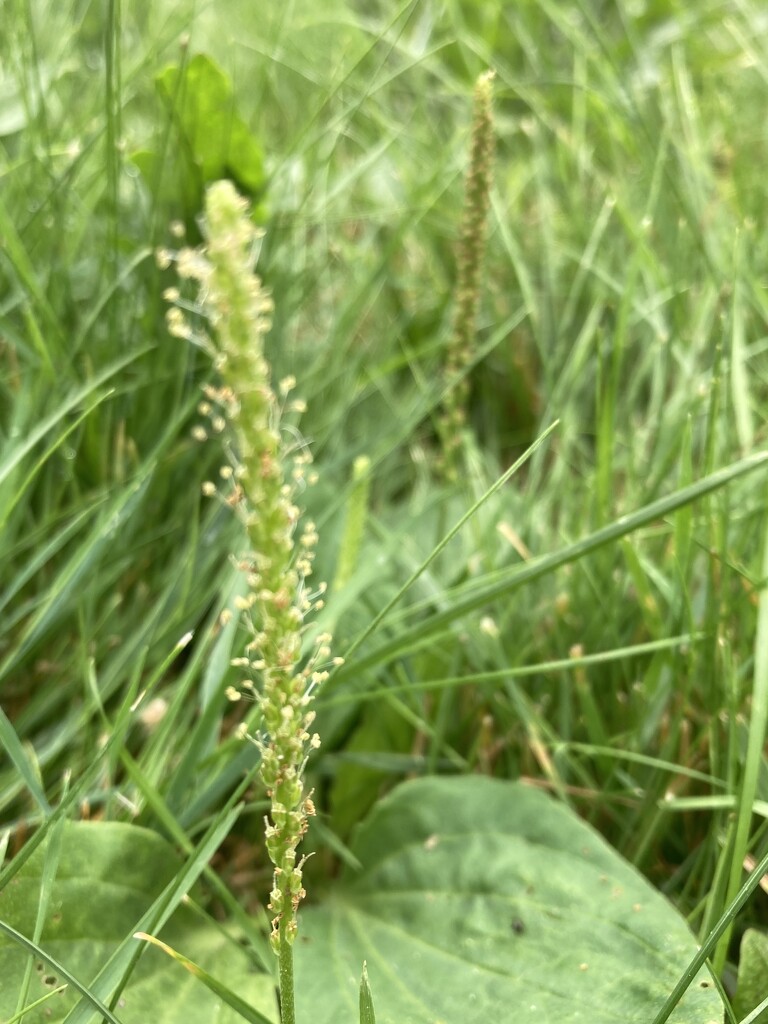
left=359, top=961, right=376, bottom=1024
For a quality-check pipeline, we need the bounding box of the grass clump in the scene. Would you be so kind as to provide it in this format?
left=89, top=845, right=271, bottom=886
left=2, top=2, right=768, bottom=1021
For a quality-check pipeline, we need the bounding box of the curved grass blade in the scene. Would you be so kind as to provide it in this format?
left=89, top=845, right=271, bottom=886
left=359, top=962, right=376, bottom=1024
left=337, top=449, right=768, bottom=680
left=0, top=921, right=123, bottom=1024
left=4, top=985, right=69, bottom=1024
left=339, top=419, right=559, bottom=666
left=649, top=844, right=768, bottom=1024
left=134, top=933, right=274, bottom=1024
left=0, top=705, right=51, bottom=813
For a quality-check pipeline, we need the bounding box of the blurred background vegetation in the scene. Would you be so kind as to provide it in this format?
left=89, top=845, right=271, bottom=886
left=2, top=0, right=768, bottom=988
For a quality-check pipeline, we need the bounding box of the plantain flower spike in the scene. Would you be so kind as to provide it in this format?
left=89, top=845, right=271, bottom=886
left=163, top=180, right=338, bottom=959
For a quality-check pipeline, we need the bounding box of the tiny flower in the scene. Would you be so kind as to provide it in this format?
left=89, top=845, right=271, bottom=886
left=167, top=307, right=192, bottom=340
left=479, top=616, right=499, bottom=638
left=139, top=697, right=168, bottom=729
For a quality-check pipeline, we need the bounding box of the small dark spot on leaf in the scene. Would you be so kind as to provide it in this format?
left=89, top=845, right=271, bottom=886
left=43, top=975, right=57, bottom=987
left=511, top=918, right=525, bottom=935
left=699, top=981, right=710, bottom=988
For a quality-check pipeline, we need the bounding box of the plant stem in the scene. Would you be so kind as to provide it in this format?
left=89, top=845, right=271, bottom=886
left=278, top=930, right=296, bottom=1024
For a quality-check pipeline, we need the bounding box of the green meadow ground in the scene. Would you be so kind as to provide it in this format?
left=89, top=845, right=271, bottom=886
left=2, top=0, right=768, bottom=1005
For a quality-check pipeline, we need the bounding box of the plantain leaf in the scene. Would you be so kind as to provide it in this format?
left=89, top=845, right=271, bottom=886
left=735, top=929, right=768, bottom=1024
left=133, top=53, right=267, bottom=223
left=296, top=776, right=722, bottom=1024
left=0, top=822, right=277, bottom=1024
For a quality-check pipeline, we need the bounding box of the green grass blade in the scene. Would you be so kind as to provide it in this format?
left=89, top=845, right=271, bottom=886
left=0, top=921, right=123, bottom=1024
left=359, top=961, right=376, bottom=1024
left=134, top=933, right=274, bottom=1024
left=0, top=348, right=150, bottom=500
left=61, top=804, right=243, bottom=1024
left=649, top=845, right=768, bottom=1024
left=713, top=492, right=768, bottom=972
left=0, top=705, right=51, bottom=813
left=340, top=420, right=559, bottom=665
left=337, top=450, right=768, bottom=678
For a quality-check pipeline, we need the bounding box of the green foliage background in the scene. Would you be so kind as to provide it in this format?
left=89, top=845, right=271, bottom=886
left=2, top=0, right=768, bottom=1019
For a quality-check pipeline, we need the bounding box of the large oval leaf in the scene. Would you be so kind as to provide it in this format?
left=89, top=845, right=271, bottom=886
left=296, top=776, right=721, bottom=1024
left=0, top=822, right=276, bottom=1024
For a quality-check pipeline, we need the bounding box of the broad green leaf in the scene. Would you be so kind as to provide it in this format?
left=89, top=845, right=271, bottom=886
left=156, top=54, right=265, bottom=192
left=0, top=822, right=277, bottom=1024
left=329, top=700, right=413, bottom=839
left=133, top=53, right=266, bottom=221
left=296, top=776, right=722, bottom=1024
left=735, top=929, right=768, bottom=1024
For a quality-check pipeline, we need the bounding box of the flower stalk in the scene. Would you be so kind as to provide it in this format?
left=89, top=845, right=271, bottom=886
left=162, top=180, right=339, bottom=1024
left=438, top=70, right=495, bottom=480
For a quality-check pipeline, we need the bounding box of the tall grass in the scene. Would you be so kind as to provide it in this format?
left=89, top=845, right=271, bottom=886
left=2, top=0, right=767, bottom=1000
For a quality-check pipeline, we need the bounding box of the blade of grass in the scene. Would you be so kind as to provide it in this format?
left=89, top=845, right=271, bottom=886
left=320, top=632, right=705, bottom=706
left=4, top=985, right=69, bottom=1024
left=0, top=705, right=51, bottom=814
left=12, top=812, right=66, bottom=1018
left=335, top=450, right=768, bottom=680
left=359, top=962, right=376, bottom=1024
left=339, top=419, right=559, bottom=665
left=0, top=921, right=123, bottom=1024
left=712, top=496, right=768, bottom=974
left=62, top=803, right=244, bottom=1024
left=134, top=933, right=274, bottom=1024
left=649, top=844, right=768, bottom=1024
left=0, top=348, right=151, bottom=509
